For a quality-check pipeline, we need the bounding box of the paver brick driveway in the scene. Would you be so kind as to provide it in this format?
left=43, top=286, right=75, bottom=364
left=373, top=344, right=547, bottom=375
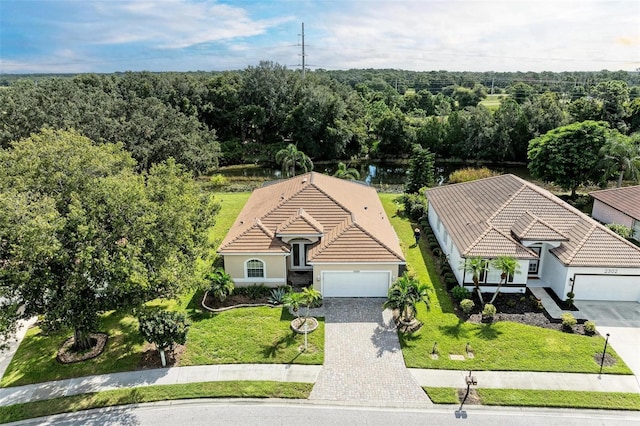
left=309, top=298, right=430, bottom=404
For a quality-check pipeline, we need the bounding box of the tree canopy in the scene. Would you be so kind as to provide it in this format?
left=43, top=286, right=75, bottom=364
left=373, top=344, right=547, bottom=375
left=0, top=129, right=218, bottom=350
left=528, top=121, right=610, bottom=197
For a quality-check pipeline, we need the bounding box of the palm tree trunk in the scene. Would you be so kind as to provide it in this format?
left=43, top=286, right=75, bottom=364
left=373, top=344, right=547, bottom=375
left=474, top=279, right=485, bottom=306
left=488, top=277, right=505, bottom=305
left=618, top=171, right=624, bottom=188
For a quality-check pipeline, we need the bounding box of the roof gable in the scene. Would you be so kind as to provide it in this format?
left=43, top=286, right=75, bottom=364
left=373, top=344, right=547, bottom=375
left=276, top=208, right=324, bottom=236
left=426, top=174, right=640, bottom=267
left=511, top=211, right=569, bottom=242
left=590, top=185, right=640, bottom=221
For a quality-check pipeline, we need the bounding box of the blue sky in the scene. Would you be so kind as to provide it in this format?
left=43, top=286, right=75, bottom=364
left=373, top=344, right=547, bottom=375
left=1, top=0, right=638, bottom=73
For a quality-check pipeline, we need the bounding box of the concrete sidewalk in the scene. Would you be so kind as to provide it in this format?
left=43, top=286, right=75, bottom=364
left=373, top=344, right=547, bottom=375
left=0, top=364, right=322, bottom=407
left=410, top=369, right=640, bottom=393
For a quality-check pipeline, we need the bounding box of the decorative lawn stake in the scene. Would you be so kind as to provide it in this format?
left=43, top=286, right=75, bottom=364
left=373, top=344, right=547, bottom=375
left=456, top=370, right=477, bottom=417
left=599, top=333, right=611, bottom=377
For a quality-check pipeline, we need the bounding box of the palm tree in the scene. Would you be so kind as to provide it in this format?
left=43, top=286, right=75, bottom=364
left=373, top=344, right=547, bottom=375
left=462, top=257, right=488, bottom=305
left=488, top=255, right=521, bottom=304
left=600, top=133, right=640, bottom=187
left=383, top=273, right=429, bottom=322
left=333, top=162, right=360, bottom=180
left=275, top=144, right=313, bottom=177
left=205, top=268, right=234, bottom=302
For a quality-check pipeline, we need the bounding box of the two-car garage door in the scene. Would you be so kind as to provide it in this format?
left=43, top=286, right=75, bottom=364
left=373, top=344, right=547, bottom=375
left=573, top=274, right=640, bottom=302
left=322, top=271, right=391, bottom=298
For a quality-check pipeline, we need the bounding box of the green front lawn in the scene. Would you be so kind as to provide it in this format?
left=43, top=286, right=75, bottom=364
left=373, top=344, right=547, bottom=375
left=181, top=304, right=324, bottom=366
left=0, top=311, right=145, bottom=388
left=379, top=193, right=630, bottom=374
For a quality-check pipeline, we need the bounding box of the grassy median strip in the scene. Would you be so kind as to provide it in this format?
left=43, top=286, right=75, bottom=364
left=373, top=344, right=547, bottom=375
left=0, top=381, right=313, bottom=424
left=424, top=387, right=640, bottom=410
left=479, top=388, right=640, bottom=410
left=423, top=387, right=460, bottom=404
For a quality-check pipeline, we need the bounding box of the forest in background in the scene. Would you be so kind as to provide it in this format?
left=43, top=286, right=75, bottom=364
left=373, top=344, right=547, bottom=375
left=1, top=64, right=639, bottom=175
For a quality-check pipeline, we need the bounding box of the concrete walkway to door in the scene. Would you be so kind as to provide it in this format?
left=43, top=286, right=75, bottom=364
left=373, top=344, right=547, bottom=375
left=309, top=298, right=431, bottom=406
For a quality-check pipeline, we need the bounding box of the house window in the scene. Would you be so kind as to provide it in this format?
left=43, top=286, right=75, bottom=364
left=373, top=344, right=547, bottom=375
left=246, top=259, right=265, bottom=278
left=528, top=247, right=541, bottom=275
left=475, top=260, right=489, bottom=283
left=291, top=242, right=309, bottom=269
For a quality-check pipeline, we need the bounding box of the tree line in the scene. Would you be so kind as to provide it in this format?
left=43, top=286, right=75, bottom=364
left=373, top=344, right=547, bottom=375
left=1, top=64, right=640, bottom=174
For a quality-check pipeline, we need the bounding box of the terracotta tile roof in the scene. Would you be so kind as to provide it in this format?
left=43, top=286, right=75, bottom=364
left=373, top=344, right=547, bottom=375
left=219, top=172, right=404, bottom=263
left=590, top=185, right=640, bottom=221
left=426, top=174, right=640, bottom=267
left=276, top=208, right=323, bottom=236
left=219, top=219, right=289, bottom=253
left=464, top=227, right=538, bottom=259
left=511, top=211, right=569, bottom=241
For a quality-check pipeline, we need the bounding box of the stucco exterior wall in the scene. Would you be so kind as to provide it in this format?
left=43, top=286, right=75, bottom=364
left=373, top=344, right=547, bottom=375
left=223, top=254, right=288, bottom=287
left=592, top=200, right=634, bottom=227
left=540, top=252, right=569, bottom=299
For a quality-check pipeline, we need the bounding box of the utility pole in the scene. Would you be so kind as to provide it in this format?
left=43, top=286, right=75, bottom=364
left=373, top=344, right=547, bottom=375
left=301, top=22, right=306, bottom=79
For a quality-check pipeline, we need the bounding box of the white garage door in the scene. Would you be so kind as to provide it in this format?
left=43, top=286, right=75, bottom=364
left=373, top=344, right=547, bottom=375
left=322, top=271, right=391, bottom=297
left=573, top=275, right=640, bottom=302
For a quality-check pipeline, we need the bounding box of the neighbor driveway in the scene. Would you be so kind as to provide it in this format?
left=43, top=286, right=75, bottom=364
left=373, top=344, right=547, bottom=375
left=309, top=298, right=430, bottom=406
left=575, top=301, right=640, bottom=381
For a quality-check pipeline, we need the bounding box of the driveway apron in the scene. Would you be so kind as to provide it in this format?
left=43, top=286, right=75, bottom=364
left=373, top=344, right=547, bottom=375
left=309, top=298, right=430, bottom=404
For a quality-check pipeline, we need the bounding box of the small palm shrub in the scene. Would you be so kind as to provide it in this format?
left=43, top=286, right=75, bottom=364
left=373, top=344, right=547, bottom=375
left=206, top=268, right=234, bottom=302
left=561, top=312, right=577, bottom=332
left=482, top=303, right=497, bottom=319
left=451, top=285, right=470, bottom=302
left=460, top=298, right=475, bottom=315
left=584, top=320, right=597, bottom=335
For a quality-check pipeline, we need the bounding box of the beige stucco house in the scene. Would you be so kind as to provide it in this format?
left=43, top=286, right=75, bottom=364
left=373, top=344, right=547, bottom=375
left=590, top=185, right=640, bottom=242
left=218, top=172, right=405, bottom=297
left=426, top=174, right=640, bottom=302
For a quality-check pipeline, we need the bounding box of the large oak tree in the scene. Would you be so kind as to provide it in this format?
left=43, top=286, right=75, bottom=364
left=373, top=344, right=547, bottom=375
left=0, top=129, right=218, bottom=351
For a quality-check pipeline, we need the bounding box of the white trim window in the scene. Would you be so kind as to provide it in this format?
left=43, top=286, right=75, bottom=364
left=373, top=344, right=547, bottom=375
left=246, top=259, right=265, bottom=278
left=291, top=242, right=309, bottom=269
left=528, top=247, right=541, bottom=275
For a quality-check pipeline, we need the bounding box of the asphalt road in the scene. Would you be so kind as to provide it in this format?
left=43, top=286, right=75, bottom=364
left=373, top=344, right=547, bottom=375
left=10, top=400, right=640, bottom=426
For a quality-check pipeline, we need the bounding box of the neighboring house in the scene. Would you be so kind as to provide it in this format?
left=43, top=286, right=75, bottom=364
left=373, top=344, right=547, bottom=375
left=590, top=185, right=640, bottom=242
left=426, top=174, right=640, bottom=302
left=218, top=172, right=405, bottom=297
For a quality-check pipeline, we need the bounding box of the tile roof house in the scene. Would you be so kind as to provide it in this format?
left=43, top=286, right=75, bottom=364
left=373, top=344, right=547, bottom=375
left=590, top=185, right=640, bottom=242
left=426, top=174, right=640, bottom=302
left=218, top=172, right=405, bottom=297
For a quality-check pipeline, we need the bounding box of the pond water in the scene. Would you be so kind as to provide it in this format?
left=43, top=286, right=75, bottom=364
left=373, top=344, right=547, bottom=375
left=219, top=161, right=531, bottom=186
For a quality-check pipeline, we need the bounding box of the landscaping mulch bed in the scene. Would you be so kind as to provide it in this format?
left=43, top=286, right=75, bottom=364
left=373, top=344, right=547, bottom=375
left=138, top=342, right=186, bottom=369
left=57, top=332, right=108, bottom=364
left=460, top=290, right=590, bottom=335
left=203, top=292, right=270, bottom=309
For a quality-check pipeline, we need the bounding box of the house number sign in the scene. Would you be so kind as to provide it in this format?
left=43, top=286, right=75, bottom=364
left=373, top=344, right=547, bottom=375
left=604, top=268, right=619, bottom=274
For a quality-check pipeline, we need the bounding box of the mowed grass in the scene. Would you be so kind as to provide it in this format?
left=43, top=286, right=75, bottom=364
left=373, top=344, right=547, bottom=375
left=0, top=381, right=312, bottom=424
left=378, top=193, right=630, bottom=374
left=425, top=387, right=640, bottom=410
left=1, top=311, right=145, bottom=387
left=1, top=190, right=323, bottom=388
left=181, top=304, right=324, bottom=366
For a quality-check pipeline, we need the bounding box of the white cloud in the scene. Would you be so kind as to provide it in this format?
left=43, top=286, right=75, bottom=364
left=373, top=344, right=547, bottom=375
left=306, top=0, right=640, bottom=71
left=84, top=1, right=294, bottom=49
